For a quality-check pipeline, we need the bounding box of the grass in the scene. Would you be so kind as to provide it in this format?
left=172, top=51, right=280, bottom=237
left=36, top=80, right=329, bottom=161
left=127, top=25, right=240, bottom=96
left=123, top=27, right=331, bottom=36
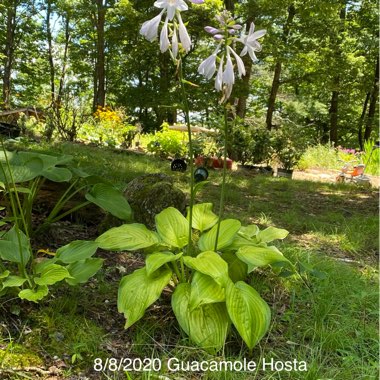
left=0, top=141, right=378, bottom=380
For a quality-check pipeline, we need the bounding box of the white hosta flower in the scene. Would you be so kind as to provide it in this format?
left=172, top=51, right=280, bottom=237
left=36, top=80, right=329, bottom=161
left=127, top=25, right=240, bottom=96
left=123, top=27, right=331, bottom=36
left=198, top=54, right=217, bottom=79
left=160, top=18, right=170, bottom=52
left=222, top=51, right=234, bottom=86
left=140, top=0, right=204, bottom=58
left=140, top=11, right=164, bottom=42
left=198, top=45, right=221, bottom=79
left=238, top=22, right=266, bottom=62
left=154, top=0, right=188, bottom=21
left=228, top=46, right=245, bottom=78
left=172, top=28, right=179, bottom=58
left=215, top=55, right=224, bottom=91
left=177, top=13, right=191, bottom=52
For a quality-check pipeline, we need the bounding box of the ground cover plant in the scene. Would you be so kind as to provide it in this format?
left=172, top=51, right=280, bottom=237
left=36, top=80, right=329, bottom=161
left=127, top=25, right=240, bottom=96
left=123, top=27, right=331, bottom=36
left=0, top=142, right=378, bottom=379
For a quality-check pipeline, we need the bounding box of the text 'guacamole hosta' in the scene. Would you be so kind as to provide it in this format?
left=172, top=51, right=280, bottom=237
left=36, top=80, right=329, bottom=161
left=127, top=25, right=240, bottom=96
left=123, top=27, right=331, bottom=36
left=98, top=204, right=293, bottom=353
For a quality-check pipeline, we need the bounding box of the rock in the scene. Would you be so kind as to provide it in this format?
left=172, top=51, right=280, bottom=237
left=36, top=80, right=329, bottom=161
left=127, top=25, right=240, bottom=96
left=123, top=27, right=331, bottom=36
left=124, top=173, right=186, bottom=228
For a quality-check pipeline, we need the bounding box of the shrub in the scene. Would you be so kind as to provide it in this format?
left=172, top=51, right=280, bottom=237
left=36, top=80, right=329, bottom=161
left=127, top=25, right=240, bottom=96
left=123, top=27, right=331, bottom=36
left=77, top=106, right=138, bottom=148
left=146, top=123, right=188, bottom=158
left=229, top=119, right=272, bottom=165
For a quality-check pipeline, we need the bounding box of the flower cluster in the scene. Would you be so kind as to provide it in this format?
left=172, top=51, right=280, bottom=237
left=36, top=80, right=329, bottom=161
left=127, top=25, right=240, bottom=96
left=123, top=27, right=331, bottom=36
left=94, top=106, right=122, bottom=124
left=140, top=0, right=204, bottom=58
left=198, top=11, right=266, bottom=101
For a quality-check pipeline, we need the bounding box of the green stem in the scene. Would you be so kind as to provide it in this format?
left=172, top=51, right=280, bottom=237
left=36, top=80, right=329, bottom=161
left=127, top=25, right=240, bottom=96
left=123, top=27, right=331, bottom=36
left=0, top=143, right=32, bottom=286
left=214, top=105, right=229, bottom=251
left=178, top=58, right=195, bottom=255
left=48, top=200, right=91, bottom=224
left=171, top=261, right=182, bottom=283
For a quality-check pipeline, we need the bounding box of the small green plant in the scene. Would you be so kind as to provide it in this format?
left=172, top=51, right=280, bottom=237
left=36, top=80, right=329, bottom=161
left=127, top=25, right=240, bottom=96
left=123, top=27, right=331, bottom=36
left=230, top=120, right=272, bottom=165
left=146, top=124, right=188, bottom=158
left=78, top=106, right=138, bottom=148
left=271, top=130, right=304, bottom=170
left=360, top=139, right=380, bottom=176
left=96, top=204, right=293, bottom=353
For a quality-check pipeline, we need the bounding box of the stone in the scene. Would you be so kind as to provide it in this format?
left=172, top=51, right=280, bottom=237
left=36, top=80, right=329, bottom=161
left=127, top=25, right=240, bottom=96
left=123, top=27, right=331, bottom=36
left=124, top=173, right=186, bottom=228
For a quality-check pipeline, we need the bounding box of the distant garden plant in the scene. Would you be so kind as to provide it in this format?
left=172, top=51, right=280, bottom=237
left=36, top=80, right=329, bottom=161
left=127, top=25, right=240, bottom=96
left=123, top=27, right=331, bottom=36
left=93, top=0, right=294, bottom=353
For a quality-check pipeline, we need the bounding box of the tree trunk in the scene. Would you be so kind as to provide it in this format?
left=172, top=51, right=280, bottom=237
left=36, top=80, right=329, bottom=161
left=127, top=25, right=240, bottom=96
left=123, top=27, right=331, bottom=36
left=57, top=14, right=70, bottom=106
left=329, top=86, right=339, bottom=144
left=265, top=4, right=296, bottom=130
left=358, top=92, right=370, bottom=150
left=93, top=0, right=106, bottom=111
left=224, top=0, right=235, bottom=13
left=328, top=4, right=346, bottom=146
left=266, top=62, right=282, bottom=130
left=364, top=57, right=379, bottom=141
left=46, top=0, right=55, bottom=106
left=2, top=2, right=17, bottom=109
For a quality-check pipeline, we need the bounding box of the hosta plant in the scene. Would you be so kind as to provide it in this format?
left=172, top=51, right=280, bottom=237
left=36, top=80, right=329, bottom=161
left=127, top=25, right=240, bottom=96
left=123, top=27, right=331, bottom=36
left=0, top=231, right=103, bottom=302
left=96, top=204, right=292, bottom=353
left=0, top=149, right=132, bottom=236
left=0, top=147, right=132, bottom=302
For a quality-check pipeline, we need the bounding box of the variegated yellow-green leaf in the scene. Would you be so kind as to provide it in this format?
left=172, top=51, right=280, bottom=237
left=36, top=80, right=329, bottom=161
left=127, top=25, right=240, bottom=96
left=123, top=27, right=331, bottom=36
left=226, top=281, right=271, bottom=349
left=236, top=246, right=290, bottom=272
left=118, top=267, right=172, bottom=328
left=198, top=219, right=241, bottom=252
left=239, top=225, right=260, bottom=239
left=146, top=251, right=183, bottom=277
left=19, top=285, right=49, bottom=303
left=96, top=224, right=159, bottom=251
left=221, top=252, right=248, bottom=283
left=2, top=275, right=27, bottom=289
left=34, top=264, right=72, bottom=286
left=85, top=183, right=132, bottom=221
left=172, top=283, right=229, bottom=353
left=189, top=272, right=225, bottom=310
left=171, top=283, right=191, bottom=335
left=187, top=203, right=218, bottom=232
left=256, top=226, right=289, bottom=243
left=183, top=251, right=229, bottom=287
left=66, top=258, right=104, bottom=285
left=155, top=207, right=189, bottom=248
left=55, top=240, right=99, bottom=263
left=0, top=270, right=10, bottom=279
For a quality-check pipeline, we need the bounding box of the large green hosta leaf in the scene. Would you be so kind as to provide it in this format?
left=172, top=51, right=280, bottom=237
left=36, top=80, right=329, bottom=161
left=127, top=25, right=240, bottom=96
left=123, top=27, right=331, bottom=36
left=183, top=251, right=229, bottom=287
left=221, top=252, right=248, bottom=283
left=145, top=251, right=183, bottom=277
left=118, top=267, right=172, bottom=328
left=226, top=281, right=271, bottom=349
left=172, top=283, right=229, bottom=353
left=0, top=227, right=31, bottom=264
left=189, top=272, right=225, bottom=310
left=187, top=203, right=218, bottom=232
left=55, top=240, right=99, bottom=263
left=19, top=285, right=49, bottom=302
left=85, top=183, right=132, bottom=221
left=96, top=224, right=159, bottom=251
left=198, top=219, right=241, bottom=252
left=65, top=258, right=104, bottom=285
left=155, top=207, right=189, bottom=248
left=42, top=166, right=72, bottom=182
left=236, top=246, right=290, bottom=272
left=34, top=264, right=72, bottom=286
left=256, top=226, right=289, bottom=243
